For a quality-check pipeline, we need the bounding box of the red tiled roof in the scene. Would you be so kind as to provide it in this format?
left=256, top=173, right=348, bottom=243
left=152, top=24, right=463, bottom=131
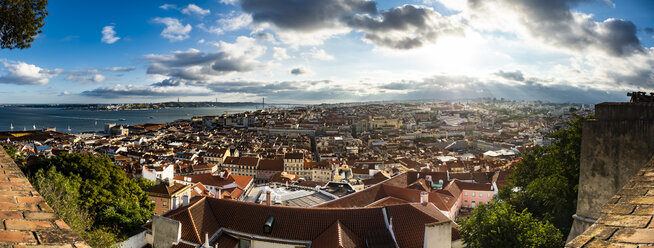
left=173, top=173, right=252, bottom=189
left=162, top=197, right=450, bottom=247
left=284, top=152, right=304, bottom=159
left=312, top=220, right=363, bottom=248
left=145, top=183, right=189, bottom=197
left=453, top=180, right=494, bottom=191
left=257, top=159, right=284, bottom=171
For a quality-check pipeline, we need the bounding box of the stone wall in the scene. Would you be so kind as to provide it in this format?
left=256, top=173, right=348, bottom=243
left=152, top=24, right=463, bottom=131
left=567, top=102, right=654, bottom=242
left=0, top=147, right=87, bottom=247
left=566, top=157, right=654, bottom=247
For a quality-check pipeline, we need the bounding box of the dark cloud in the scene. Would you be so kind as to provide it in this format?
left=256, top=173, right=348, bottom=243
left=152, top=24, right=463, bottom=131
left=605, top=59, right=654, bottom=89
left=378, top=81, right=414, bottom=90
left=82, top=74, right=633, bottom=103
left=80, top=84, right=212, bottom=98
left=211, top=57, right=258, bottom=72
left=241, top=0, right=376, bottom=31
left=495, top=70, right=525, bottom=81
left=290, top=67, right=309, bottom=75
left=377, top=75, right=626, bottom=103
left=151, top=78, right=184, bottom=87
left=253, top=31, right=275, bottom=41
left=240, top=0, right=459, bottom=49
left=144, top=38, right=265, bottom=81
left=644, top=27, right=654, bottom=34
left=346, top=4, right=461, bottom=49
left=469, top=0, right=644, bottom=57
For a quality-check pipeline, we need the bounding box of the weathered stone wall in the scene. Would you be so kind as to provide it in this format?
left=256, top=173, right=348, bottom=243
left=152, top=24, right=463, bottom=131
left=567, top=102, right=654, bottom=242
left=566, top=157, right=654, bottom=247
left=595, top=102, right=654, bottom=121
left=0, top=147, right=87, bottom=247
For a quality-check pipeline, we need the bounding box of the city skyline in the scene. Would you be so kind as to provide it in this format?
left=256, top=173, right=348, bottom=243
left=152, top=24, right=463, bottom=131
left=0, top=0, right=653, bottom=104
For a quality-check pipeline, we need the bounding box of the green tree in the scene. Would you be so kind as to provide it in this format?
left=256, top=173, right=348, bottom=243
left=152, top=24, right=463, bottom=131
left=26, top=153, right=153, bottom=237
left=3, top=144, right=25, bottom=163
left=33, top=167, right=117, bottom=247
left=498, top=115, right=586, bottom=238
left=0, top=0, right=48, bottom=49
left=460, top=201, right=563, bottom=248
left=135, top=178, right=155, bottom=190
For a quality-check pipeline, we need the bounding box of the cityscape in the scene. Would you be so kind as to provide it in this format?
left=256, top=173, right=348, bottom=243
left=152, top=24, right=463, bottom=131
left=1, top=1, right=654, bottom=248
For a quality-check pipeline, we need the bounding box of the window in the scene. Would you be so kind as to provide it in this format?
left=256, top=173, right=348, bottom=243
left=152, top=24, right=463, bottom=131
left=238, top=239, right=251, bottom=248
left=464, top=192, right=468, bottom=196
left=487, top=193, right=492, bottom=198
left=480, top=192, right=483, bottom=198
left=472, top=192, right=476, bottom=197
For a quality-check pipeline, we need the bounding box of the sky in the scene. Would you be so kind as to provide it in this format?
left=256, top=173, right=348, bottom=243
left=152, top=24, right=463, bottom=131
left=0, top=0, right=653, bottom=104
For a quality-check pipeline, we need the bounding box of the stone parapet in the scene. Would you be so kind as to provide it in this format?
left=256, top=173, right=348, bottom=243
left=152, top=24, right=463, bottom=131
left=595, top=102, right=654, bottom=121
left=0, top=147, right=88, bottom=247
left=566, top=157, right=654, bottom=247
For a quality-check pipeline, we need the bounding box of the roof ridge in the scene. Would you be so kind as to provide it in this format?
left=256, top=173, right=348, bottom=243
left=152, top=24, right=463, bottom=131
left=336, top=220, right=344, bottom=246
left=186, top=201, right=202, bottom=244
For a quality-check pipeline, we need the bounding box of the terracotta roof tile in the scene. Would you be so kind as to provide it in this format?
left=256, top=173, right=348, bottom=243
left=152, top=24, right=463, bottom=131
left=312, top=220, right=363, bottom=248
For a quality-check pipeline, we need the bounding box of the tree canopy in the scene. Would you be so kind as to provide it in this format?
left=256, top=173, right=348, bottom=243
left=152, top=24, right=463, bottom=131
left=498, top=115, right=585, bottom=236
left=460, top=201, right=563, bottom=248
left=0, top=0, right=48, bottom=49
left=33, top=167, right=117, bottom=247
left=26, top=153, right=153, bottom=236
left=461, top=115, right=587, bottom=247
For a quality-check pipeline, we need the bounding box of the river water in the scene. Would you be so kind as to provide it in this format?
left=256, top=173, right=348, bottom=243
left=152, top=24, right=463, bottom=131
left=0, top=106, right=256, bottom=133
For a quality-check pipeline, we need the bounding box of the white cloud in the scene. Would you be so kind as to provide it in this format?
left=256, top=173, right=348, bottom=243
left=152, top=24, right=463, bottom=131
left=198, top=12, right=252, bottom=34
left=304, top=48, right=334, bottom=61
left=153, top=17, right=192, bottom=41
left=219, top=13, right=252, bottom=31
left=93, top=74, right=106, bottom=83
left=0, top=60, right=61, bottom=85
left=273, top=47, right=290, bottom=60
left=102, top=66, right=135, bottom=72
left=219, top=0, right=239, bottom=5
left=64, top=70, right=107, bottom=83
left=101, top=26, right=120, bottom=44
left=182, top=4, right=210, bottom=16
left=159, top=4, right=177, bottom=10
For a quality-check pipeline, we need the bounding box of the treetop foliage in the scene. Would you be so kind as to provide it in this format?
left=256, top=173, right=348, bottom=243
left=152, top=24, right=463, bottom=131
left=462, top=115, right=587, bottom=247
left=460, top=201, right=563, bottom=248
left=0, top=0, right=48, bottom=49
left=26, top=153, right=153, bottom=236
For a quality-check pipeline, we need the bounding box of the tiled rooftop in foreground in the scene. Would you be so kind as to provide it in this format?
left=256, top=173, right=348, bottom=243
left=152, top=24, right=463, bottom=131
left=566, top=157, right=654, bottom=247
left=0, top=148, right=87, bottom=247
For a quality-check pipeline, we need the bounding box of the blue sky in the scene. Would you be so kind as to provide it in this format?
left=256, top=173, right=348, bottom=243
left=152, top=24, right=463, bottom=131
left=0, top=0, right=653, bottom=104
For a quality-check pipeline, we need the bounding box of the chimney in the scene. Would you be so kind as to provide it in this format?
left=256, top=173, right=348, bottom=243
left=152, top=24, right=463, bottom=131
left=182, top=195, right=189, bottom=207
left=266, top=190, right=271, bottom=206
left=167, top=179, right=174, bottom=187
left=420, top=191, right=429, bottom=205
left=218, top=189, right=222, bottom=199
left=202, top=233, right=210, bottom=248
